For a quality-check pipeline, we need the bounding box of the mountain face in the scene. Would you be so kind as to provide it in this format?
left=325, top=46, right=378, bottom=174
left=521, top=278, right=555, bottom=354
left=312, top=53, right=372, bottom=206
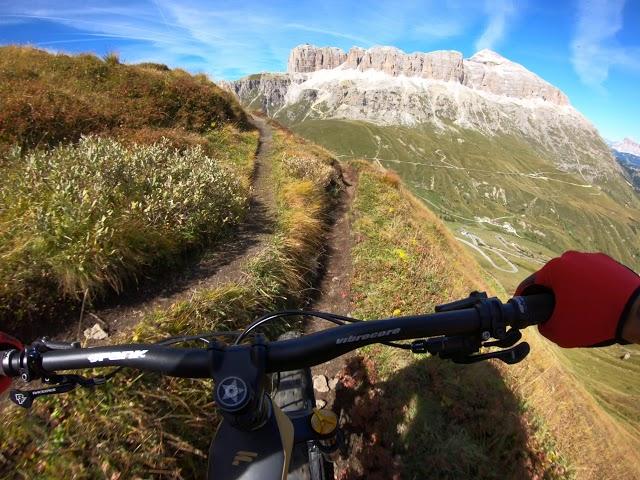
left=229, top=45, right=618, bottom=182
left=612, top=149, right=640, bottom=191
left=287, top=45, right=568, bottom=104
left=612, top=138, right=640, bottom=157
left=611, top=139, right=640, bottom=190
left=228, top=44, right=640, bottom=276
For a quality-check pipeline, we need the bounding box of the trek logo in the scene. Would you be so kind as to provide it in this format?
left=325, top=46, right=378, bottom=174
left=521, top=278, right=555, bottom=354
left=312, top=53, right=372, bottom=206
left=232, top=451, right=258, bottom=466
left=87, top=350, right=149, bottom=363
left=336, top=328, right=401, bottom=345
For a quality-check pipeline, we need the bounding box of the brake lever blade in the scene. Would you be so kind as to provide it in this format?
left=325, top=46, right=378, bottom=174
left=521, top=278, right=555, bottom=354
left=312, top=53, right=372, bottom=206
left=452, top=342, right=530, bottom=365
left=10, top=383, right=77, bottom=409
left=9, top=374, right=107, bottom=409
left=483, top=329, right=522, bottom=348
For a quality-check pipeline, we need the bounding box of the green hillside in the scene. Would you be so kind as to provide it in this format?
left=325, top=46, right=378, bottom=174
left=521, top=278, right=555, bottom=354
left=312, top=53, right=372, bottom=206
left=339, top=162, right=572, bottom=478
left=287, top=118, right=640, bottom=456
left=291, top=119, right=640, bottom=282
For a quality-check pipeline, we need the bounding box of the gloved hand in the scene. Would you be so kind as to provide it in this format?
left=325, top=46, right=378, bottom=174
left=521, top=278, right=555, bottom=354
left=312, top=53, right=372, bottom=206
left=0, top=332, right=22, bottom=394
left=516, top=251, right=640, bottom=348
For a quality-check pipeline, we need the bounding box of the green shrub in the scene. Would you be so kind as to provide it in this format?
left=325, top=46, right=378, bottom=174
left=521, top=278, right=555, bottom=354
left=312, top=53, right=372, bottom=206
left=0, top=137, right=248, bottom=323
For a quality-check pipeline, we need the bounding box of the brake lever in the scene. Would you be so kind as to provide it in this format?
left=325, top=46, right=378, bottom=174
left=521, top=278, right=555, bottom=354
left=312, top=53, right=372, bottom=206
left=482, top=328, right=522, bottom=348
left=9, top=374, right=106, bottom=409
left=451, top=342, right=530, bottom=365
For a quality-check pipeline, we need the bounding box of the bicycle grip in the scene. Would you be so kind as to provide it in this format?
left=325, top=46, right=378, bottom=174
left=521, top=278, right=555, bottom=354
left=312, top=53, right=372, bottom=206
left=0, top=350, right=18, bottom=377
left=510, top=293, right=555, bottom=328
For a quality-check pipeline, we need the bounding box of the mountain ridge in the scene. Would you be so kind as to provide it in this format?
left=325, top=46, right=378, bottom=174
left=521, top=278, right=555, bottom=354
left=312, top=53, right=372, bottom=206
left=612, top=137, right=640, bottom=157
left=227, top=43, right=640, bottom=274
left=286, top=44, right=569, bottom=105
left=227, top=44, right=622, bottom=184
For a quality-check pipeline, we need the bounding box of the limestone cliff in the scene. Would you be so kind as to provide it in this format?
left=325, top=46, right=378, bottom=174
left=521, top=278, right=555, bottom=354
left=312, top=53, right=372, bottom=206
left=285, top=45, right=567, bottom=105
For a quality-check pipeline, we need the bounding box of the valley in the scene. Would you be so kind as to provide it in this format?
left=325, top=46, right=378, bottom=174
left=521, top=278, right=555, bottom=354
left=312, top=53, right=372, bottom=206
left=612, top=148, right=640, bottom=191
left=289, top=119, right=640, bottom=278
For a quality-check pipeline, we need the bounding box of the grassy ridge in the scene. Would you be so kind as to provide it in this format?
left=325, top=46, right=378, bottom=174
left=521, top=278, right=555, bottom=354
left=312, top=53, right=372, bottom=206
left=0, top=47, right=260, bottom=330
left=0, top=131, right=258, bottom=329
left=559, top=345, right=640, bottom=435
left=0, top=125, right=342, bottom=478
left=503, top=332, right=640, bottom=479
left=340, top=162, right=571, bottom=479
left=0, top=46, right=249, bottom=152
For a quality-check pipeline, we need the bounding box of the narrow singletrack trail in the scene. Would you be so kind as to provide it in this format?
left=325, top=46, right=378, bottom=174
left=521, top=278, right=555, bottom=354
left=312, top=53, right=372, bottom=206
left=54, top=115, right=277, bottom=343
left=306, top=165, right=357, bottom=406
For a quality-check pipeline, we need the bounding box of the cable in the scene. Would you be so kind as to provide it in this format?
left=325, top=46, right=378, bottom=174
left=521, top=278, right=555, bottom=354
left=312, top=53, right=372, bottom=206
left=234, top=310, right=413, bottom=350
left=234, top=310, right=362, bottom=345
left=156, top=331, right=242, bottom=346
left=96, top=311, right=411, bottom=384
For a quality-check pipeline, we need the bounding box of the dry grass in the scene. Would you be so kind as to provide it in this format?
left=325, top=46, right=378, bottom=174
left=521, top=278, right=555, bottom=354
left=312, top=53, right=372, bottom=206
left=501, top=331, right=640, bottom=479
left=0, top=125, right=343, bottom=478
left=0, top=134, right=257, bottom=329
left=341, top=161, right=572, bottom=479
left=0, top=46, right=260, bottom=331
left=0, top=46, right=250, bottom=152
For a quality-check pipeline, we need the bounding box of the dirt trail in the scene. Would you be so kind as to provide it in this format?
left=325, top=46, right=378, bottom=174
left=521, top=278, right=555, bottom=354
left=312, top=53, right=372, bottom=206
left=306, top=165, right=357, bottom=405
left=64, top=115, right=276, bottom=342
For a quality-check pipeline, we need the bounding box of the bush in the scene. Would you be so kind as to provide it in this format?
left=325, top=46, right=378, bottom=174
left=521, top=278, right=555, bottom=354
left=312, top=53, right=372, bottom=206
left=0, top=137, right=248, bottom=322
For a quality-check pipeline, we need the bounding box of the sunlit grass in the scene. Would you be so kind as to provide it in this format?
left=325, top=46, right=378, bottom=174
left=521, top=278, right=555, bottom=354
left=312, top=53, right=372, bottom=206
left=0, top=125, right=343, bottom=478
left=0, top=137, right=251, bottom=325
left=0, top=45, right=249, bottom=152
left=346, top=162, right=572, bottom=479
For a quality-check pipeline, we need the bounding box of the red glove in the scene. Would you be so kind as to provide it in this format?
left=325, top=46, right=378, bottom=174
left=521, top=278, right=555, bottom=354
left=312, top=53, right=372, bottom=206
left=516, top=251, right=640, bottom=348
left=0, top=332, right=22, bottom=394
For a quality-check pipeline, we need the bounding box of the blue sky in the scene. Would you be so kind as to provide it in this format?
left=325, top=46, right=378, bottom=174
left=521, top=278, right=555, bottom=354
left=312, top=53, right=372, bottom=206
left=1, top=0, right=638, bottom=141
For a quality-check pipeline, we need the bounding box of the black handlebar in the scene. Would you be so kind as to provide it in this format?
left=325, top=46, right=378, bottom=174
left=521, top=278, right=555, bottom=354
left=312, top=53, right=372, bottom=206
left=0, top=294, right=554, bottom=380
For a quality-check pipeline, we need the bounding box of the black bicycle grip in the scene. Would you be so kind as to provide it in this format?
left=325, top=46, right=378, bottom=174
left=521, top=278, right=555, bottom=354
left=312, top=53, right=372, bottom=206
left=0, top=349, right=20, bottom=377
left=509, top=293, right=555, bottom=329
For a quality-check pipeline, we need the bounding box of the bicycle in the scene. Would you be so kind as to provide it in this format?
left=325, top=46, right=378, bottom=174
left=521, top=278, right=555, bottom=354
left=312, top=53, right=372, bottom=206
left=0, top=291, right=553, bottom=480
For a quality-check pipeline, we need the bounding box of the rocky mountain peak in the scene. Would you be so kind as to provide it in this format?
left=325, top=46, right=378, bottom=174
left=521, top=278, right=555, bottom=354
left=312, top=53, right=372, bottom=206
left=468, top=49, right=510, bottom=65
left=285, top=44, right=568, bottom=105
left=612, top=138, right=640, bottom=156
left=287, top=44, right=347, bottom=73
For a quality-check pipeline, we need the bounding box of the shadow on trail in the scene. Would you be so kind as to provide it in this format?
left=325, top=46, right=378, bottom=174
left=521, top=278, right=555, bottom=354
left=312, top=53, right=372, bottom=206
left=333, top=354, right=566, bottom=480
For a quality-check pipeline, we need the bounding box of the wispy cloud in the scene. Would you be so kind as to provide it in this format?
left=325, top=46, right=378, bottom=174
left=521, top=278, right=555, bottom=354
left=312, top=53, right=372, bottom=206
left=474, top=0, right=517, bottom=51
left=1, top=0, right=522, bottom=78
left=571, top=0, right=640, bottom=90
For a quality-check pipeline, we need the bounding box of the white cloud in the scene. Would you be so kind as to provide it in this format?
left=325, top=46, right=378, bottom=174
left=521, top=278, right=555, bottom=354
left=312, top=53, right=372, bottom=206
left=571, top=0, right=640, bottom=89
left=1, top=0, right=508, bottom=79
left=284, top=23, right=373, bottom=46
left=475, top=0, right=517, bottom=51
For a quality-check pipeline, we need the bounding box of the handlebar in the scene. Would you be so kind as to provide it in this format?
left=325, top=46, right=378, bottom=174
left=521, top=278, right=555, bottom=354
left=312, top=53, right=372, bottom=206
left=0, top=294, right=553, bottom=381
